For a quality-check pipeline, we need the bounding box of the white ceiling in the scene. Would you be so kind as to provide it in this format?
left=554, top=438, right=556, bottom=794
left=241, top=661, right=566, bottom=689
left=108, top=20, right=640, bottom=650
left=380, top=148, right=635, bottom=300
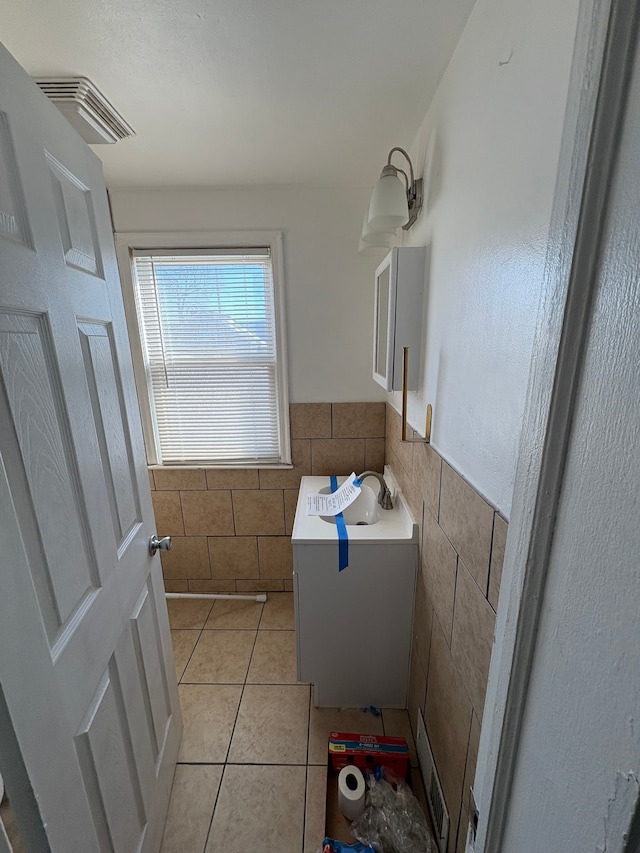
left=1, top=0, right=476, bottom=188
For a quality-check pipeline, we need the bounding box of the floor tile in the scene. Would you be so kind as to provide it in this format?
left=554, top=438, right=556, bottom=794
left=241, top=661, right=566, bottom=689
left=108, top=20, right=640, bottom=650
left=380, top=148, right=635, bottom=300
left=160, top=764, right=223, bottom=853
left=167, top=598, right=213, bottom=630
left=308, top=706, right=384, bottom=765
left=259, top=592, right=295, bottom=630
left=171, top=630, right=200, bottom=681
left=205, top=598, right=264, bottom=629
left=304, top=765, right=328, bottom=853
left=205, top=765, right=305, bottom=853
left=227, top=684, right=310, bottom=764
left=246, top=630, right=298, bottom=684
left=382, top=707, right=419, bottom=766
left=182, top=630, right=256, bottom=683
left=178, top=684, right=242, bottom=762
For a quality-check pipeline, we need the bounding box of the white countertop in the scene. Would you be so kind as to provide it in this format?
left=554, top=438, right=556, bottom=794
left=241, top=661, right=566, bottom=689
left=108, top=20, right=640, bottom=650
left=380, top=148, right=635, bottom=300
left=292, top=475, right=418, bottom=544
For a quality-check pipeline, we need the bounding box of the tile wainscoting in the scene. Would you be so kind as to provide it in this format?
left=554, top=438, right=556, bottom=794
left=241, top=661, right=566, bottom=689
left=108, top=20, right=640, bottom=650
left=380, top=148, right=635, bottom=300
left=385, top=404, right=507, bottom=853
left=149, top=402, right=386, bottom=593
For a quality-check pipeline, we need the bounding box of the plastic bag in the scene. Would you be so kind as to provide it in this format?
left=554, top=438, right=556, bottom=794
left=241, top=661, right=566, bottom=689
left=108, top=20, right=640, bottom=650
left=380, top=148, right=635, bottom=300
left=350, top=772, right=435, bottom=853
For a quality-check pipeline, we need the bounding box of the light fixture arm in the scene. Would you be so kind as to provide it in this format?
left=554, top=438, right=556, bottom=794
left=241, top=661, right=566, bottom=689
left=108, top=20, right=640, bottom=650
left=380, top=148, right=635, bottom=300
left=385, top=146, right=423, bottom=230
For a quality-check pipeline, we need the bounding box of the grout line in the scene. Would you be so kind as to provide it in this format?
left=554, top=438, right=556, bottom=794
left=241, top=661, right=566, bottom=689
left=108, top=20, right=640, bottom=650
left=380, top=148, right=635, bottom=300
left=173, top=602, right=215, bottom=683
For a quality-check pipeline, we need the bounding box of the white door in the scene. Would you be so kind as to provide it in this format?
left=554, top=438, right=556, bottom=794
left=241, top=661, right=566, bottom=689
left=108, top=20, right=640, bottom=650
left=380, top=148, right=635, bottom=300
left=0, top=43, right=181, bottom=852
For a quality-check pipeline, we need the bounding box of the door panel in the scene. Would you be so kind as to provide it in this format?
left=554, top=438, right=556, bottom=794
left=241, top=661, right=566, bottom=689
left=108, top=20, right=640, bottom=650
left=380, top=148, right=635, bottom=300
left=0, top=41, right=181, bottom=852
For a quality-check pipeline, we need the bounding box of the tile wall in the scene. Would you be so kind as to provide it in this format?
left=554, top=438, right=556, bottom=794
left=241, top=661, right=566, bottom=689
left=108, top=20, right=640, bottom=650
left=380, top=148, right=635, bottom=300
left=385, top=405, right=508, bottom=853
left=150, top=402, right=386, bottom=593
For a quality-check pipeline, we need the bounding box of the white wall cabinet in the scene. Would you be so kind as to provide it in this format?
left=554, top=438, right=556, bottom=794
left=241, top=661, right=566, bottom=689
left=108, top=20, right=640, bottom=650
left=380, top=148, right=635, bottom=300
left=373, top=247, right=425, bottom=391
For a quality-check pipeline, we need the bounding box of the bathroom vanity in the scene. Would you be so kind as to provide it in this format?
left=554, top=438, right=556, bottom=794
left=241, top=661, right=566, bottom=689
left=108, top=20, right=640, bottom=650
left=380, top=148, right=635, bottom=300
left=292, top=473, right=418, bottom=708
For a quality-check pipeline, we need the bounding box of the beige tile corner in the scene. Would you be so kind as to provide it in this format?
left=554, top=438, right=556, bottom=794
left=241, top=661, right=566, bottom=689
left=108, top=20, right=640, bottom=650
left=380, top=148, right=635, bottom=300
left=152, top=490, right=184, bottom=535
left=488, top=514, right=508, bottom=610
left=160, top=764, right=223, bottom=853
left=227, top=684, right=310, bottom=764
left=284, top=489, right=299, bottom=535
left=182, top=630, right=256, bottom=683
left=451, top=559, right=496, bottom=717
left=364, top=437, right=386, bottom=472
left=259, top=592, right=295, bottom=630
left=421, top=507, right=458, bottom=645
left=246, top=630, right=298, bottom=683
left=415, top=443, right=442, bottom=521
left=439, top=464, right=494, bottom=591
left=425, top=615, right=473, bottom=827
left=177, top=683, right=242, bottom=762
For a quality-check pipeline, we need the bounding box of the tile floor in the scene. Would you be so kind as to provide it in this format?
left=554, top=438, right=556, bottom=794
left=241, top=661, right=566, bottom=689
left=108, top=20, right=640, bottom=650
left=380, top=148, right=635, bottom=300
left=162, top=592, right=427, bottom=853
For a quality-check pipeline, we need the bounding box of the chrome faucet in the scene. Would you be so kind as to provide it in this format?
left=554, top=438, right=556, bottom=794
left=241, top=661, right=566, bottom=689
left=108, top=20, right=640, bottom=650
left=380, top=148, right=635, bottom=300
left=356, top=471, right=393, bottom=510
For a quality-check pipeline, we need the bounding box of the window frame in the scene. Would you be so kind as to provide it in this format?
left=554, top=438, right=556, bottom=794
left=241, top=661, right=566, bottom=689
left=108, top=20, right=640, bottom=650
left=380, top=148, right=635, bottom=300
left=115, top=230, right=291, bottom=467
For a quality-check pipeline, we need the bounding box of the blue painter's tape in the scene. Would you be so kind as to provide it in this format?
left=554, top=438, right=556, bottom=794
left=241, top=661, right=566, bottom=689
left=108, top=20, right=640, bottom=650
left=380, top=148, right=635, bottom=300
left=330, top=475, right=349, bottom=572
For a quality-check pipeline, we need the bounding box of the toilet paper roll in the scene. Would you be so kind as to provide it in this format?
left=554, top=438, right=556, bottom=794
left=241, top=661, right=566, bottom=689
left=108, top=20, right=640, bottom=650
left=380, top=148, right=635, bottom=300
left=337, top=764, right=366, bottom=821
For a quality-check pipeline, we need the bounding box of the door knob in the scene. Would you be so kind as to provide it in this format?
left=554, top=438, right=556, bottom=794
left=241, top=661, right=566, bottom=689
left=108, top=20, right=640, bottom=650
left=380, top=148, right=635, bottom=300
left=149, top=535, right=172, bottom=556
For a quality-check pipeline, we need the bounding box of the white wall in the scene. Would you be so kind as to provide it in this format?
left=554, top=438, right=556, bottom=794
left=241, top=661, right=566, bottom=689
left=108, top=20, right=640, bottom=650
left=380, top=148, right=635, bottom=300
left=109, top=186, right=387, bottom=404
left=398, top=0, right=580, bottom=516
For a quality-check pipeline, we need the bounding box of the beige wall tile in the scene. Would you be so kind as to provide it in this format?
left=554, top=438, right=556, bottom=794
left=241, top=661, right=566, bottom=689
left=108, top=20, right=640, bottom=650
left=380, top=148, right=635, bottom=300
left=332, top=402, right=386, bottom=438
left=233, top=490, right=285, bottom=535
left=206, top=468, right=259, bottom=489
left=461, top=711, right=481, bottom=830
left=456, top=806, right=471, bottom=853
left=407, top=638, right=427, bottom=737
left=311, top=438, right=365, bottom=476
left=259, top=439, right=311, bottom=489
left=422, top=508, right=458, bottom=645
left=154, top=468, right=206, bottom=490
left=439, top=464, right=494, bottom=592
left=237, top=579, right=285, bottom=592
left=385, top=404, right=414, bottom=474
left=284, top=489, right=299, bottom=535
left=451, top=560, right=496, bottom=717
left=151, top=490, right=184, bottom=535
left=284, top=578, right=294, bottom=591
left=208, top=536, right=259, bottom=579
left=401, top=475, right=423, bottom=526
left=148, top=470, right=155, bottom=490
left=425, top=616, right=473, bottom=827
left=258, top=537, right=293, bottom=579
left=415, top=443, right=442, bottom=521
left=160, top=536, right=210, bottom=579
left=290, top=403, right=332, bottom=438
left=414, top=577, right=433, bottom=672
left=188, top=579, right=238, bottom=593
left=364, top=437, right=386, bottom=472
left=181, top=490, right=234, bottom=536
left=164, top=579, right=188, bottom=593
left=488, top=514, right=508, bottom=611
left=382, top=708, right=418, bottom=766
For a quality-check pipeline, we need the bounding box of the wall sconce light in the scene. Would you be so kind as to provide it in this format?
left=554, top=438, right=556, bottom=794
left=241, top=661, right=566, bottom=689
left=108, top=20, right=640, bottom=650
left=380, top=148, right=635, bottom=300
left=359, top=147, right=423, bottom=252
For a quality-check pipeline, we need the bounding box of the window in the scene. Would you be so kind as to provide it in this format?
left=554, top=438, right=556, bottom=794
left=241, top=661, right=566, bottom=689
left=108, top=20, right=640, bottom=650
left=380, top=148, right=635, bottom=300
left=117, top=232, right=290, bottom=466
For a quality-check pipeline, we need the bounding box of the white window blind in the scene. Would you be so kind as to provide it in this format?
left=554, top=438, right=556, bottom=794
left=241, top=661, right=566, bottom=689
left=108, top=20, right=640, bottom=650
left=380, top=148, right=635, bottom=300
left=131, top=248, right=287, bottom=465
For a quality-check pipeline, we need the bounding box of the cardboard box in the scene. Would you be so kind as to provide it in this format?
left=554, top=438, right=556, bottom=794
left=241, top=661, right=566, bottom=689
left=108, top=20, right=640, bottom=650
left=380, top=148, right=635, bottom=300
left=328, top=731, right=410, bottom=780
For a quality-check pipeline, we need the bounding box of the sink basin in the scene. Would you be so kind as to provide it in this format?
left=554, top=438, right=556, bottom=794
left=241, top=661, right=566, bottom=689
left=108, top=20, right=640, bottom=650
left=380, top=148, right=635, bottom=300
left=319, top=484, right=379, bottom=526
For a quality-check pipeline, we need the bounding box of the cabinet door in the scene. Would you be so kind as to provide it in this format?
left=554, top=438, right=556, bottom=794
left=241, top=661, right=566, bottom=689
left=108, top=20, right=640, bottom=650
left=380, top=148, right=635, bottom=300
left=373, top=254, right=396, bottom=390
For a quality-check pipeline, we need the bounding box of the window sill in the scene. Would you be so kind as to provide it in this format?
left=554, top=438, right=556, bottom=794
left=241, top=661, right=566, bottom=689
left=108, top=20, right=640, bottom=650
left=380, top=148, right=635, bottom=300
left=148, top=463, right=294, bottom=470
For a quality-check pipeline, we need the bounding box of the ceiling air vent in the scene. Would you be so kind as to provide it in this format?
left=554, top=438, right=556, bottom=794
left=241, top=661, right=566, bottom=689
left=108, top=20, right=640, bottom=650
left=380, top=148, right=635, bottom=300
left=34, top=77, right=134, bottom=144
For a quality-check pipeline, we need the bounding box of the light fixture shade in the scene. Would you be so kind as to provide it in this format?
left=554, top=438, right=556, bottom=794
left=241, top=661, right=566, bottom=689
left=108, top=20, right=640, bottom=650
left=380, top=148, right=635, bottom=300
left=358, top=236, right=395, bottom=256
left=360, top=213, right=396, bottom=247
left=367, top=171, right=409, bottom=232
